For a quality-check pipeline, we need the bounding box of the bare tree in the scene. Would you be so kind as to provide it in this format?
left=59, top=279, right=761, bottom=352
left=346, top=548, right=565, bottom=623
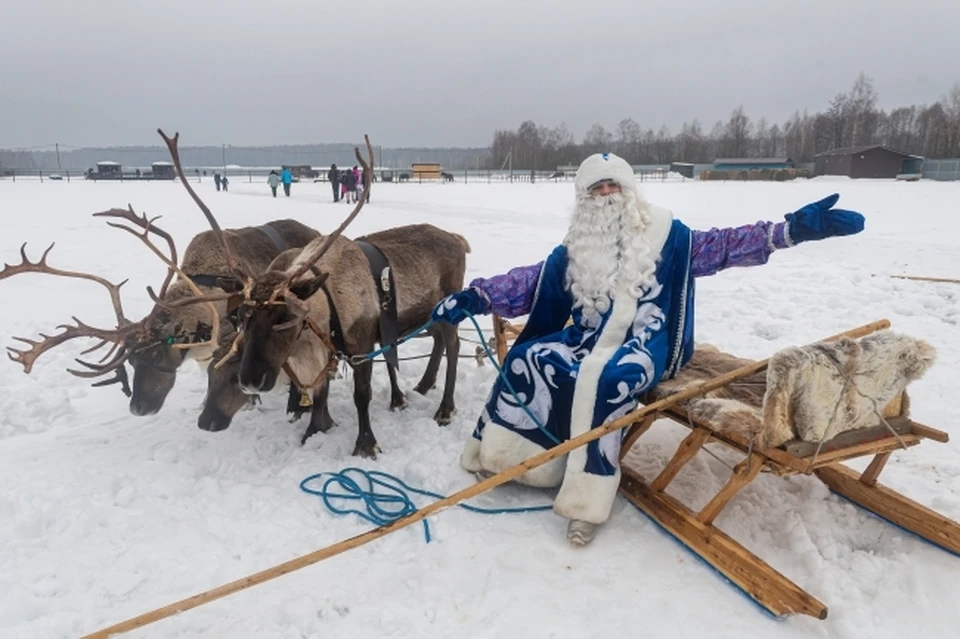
left=615, top=118, right=642, bottom=163
left=582, top=123, right=613, bottom=155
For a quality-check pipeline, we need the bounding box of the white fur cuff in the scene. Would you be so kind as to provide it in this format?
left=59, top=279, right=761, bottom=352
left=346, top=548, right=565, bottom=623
left=460, top=436, right=483, bottom=472
left=475, top=422, right=566, bottom=488
left=553, top=466, right=621, bottom=524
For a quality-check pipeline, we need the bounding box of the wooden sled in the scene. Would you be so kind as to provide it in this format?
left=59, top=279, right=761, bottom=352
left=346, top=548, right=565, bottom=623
left=490, top=315, right=958, bottom=620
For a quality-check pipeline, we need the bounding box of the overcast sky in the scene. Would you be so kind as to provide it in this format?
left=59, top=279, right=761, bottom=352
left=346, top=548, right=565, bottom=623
left=2, top=0, right=958, bottom=149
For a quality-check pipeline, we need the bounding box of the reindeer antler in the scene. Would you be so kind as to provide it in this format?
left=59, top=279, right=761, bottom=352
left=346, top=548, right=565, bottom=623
left=162, top=134, right=376, bottom=319
left=93, top=206, right=178, bottom=301
left=0, top=242, right=130, bottom=327
left=157, top=128, right=245, bottom=280
left=7, top=317, right=140, bottom=375
left=94, top=205, right=223, bottom=354
left=284, top=135, right=375, bottom=286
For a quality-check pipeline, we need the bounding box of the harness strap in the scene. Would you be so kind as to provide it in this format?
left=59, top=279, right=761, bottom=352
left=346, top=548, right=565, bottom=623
left=185, top=223, right=288, bottom=290
left=317, top=279, right=348, bottom=356
left=257, top=223, right=288, bottom=254
left=355, top=239, right=400, bottom=371
left=282, top=316, right=341, bottom=389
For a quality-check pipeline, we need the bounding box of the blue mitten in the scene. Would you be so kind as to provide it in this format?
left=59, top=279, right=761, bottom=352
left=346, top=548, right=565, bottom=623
left=431, top=287, right=489, bottom=325
left=784, top=193, right=865, bottom=243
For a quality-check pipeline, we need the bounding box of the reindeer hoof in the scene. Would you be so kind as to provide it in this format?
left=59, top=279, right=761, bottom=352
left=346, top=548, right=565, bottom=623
left=434, top=407, right=456, bottom=426
left=389, top=394, right=408, bottom=411
left=353, top=442, right=381, bottom=459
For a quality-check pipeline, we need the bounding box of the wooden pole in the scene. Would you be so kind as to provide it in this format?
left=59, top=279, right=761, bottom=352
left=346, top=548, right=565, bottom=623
left=80, top=319, right=890, bottom=639
left=888, top=274, right=960, bottom=285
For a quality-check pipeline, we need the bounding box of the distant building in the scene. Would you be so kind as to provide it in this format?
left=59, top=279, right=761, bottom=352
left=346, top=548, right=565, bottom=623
left=670, top=162, right=695, bottom=178
left=411, top=162, right=442, bottom=180
left=814, top=145, right=923, bottom=179
left=95, top=161, right=122, bottom=179
left=151, top=161, right=176, bottom=180
left=712, top=157, right=795, bottom=171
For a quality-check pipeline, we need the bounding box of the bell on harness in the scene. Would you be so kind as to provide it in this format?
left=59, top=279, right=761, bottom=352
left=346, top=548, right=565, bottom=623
left=299, top=389, right=313, bottom=407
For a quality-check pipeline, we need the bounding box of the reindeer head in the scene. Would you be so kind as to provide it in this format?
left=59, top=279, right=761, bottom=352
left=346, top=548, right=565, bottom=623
left=127, top=279, right=238, bottom=416
left=235, top=268, right=331, bottom=394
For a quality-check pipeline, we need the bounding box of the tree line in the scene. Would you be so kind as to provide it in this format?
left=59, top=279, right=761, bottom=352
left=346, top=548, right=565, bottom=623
left=488, top=73, right=960, bottom=170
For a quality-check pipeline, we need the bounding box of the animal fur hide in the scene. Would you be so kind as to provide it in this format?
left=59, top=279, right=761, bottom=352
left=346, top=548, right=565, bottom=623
left=646, top=331, right=936, bottom=449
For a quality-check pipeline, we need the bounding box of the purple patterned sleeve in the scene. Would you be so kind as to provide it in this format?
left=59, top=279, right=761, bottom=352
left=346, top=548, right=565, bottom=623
left=690, top=220, right=793, bottom=278
left=468, top=262, right=544, bottom=318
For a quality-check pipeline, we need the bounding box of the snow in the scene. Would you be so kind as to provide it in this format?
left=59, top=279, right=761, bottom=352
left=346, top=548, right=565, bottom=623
left=1, top=176, right=959, bottom=639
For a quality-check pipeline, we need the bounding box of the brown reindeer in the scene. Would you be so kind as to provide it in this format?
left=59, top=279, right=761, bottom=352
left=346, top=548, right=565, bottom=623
left=0, top=210, right=313, bottom=407
left=196, top=230, right=471, bottom=449
left=172, top=134, right=473, bottom=457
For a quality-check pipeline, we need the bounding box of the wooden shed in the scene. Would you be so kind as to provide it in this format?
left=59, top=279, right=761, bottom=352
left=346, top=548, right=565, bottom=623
left=411, top=163, right=442, bottom=180
left=814, top=146, right=923, bottom=179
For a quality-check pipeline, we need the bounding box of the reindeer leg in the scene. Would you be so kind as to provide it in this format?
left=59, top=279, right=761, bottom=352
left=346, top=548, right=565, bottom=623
left=413, top=324, right=444, bottom=395
left=301, top=380, right=338, bottom=444
left=286, top=382, right=309, bottom=422
left=351, top=360, right=380, bottom=458
left=386, top=360, right=407, bottom=411
left=433, top=322, right=459, bottom=425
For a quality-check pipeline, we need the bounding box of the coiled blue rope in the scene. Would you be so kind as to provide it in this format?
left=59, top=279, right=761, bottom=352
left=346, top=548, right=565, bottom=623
left=301, top=310, right=563, bottom=540
left=299, top=468, right=552, bottom=543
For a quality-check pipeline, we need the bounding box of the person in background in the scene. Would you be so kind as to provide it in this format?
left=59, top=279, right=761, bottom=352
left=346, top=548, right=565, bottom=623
left=328, top=163, right=340, bottom=202
left=267, top=170, right=280, bottom=198
left=281, top=167, right=293, bottom=197
left=213, top=172, right=222, bottom=191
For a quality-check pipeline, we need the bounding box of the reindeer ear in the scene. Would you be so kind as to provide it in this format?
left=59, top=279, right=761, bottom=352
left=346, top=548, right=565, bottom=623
left=289, top=273, right=329, bottom=301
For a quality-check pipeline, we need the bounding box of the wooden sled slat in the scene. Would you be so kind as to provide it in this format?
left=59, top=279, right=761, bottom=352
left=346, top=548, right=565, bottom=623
left=814, top=463, right=960, bottom=556
left=781, top=416, right=915, bottom=459
left=620, top=466, right=829, bottom=620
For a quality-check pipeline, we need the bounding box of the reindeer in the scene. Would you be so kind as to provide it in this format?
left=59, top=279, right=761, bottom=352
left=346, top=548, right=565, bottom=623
left=173, top=135, right=472, bottom=457
left=197, top=231, right=471, bottom=443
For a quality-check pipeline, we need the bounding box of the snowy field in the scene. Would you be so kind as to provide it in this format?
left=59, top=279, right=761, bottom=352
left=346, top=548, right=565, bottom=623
left=1, top=175, right=958, bottom=638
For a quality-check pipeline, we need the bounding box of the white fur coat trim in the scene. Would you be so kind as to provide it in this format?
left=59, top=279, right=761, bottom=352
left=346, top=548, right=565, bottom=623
left=552, top=465, right=622, bottom=524
left=554, top=203, right=673, bottom=523
left=467, top=417, right=567, bottom=488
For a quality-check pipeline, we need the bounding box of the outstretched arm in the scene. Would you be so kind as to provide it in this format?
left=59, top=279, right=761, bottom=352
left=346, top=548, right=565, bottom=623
left=691, top=193, right=864, bottom=278
left=690, top=220, right=792, bottom=277
left=468, top=262, right=544, bottom=318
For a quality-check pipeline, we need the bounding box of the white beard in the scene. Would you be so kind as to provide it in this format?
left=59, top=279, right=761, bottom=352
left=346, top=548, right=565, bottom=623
left=562, top=190, right=659, bottom=318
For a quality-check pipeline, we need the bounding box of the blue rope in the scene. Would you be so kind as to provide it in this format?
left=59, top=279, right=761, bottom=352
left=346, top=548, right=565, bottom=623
left=299, top=468, right=552, bottom=543
left=357, top=319, right=433, bottom=362
left=300, top=310, right=560, bottom=541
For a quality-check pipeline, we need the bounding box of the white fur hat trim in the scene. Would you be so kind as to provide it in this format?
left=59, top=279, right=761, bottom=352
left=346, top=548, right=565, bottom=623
left=574, top=152, right=637, bottom=195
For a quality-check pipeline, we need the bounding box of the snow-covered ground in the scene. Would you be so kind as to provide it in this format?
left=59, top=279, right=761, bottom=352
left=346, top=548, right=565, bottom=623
left=1, top=175, right=958, bottom=639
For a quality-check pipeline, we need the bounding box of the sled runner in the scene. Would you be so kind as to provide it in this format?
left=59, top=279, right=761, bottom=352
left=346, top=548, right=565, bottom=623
left=490, top=315, right=958, bottom=620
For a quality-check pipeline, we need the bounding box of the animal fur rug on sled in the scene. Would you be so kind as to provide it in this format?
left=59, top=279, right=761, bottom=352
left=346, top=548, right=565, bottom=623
left=649, top=331, right=937, bottom=449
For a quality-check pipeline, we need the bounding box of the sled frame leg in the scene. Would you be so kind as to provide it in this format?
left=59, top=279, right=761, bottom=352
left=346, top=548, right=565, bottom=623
left=620, top=465, right=828, bottom=620
left=814, top=461, right=960, bottom=556
left=618, top=424, right=827, bottom=619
